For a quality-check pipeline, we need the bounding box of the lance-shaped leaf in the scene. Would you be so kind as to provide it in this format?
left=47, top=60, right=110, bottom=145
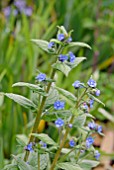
left=55, top=86, right=77, bottom=102
left=79, top=160, right=99, bottom=170
left=56, top=162, right=83, bottom=170
left=31, top=39, right=55, bottom=54
left=32, top=133, right=57, bottom=146
left=87, top=93, right=105, bottom=106
left=1, top=93, right=36, bottom=110
left=42, top=110, right=71, bottom=122
left=12, top=155, right=36, bottom=170
left=52, top=57, right=86, bottom=76
left=12, top=82, right=47, bottom=96
left=67, top=42, right=91, bottom=49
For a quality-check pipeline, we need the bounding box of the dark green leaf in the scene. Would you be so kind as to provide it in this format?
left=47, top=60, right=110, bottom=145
left=32, top=133, right=57, bottom=146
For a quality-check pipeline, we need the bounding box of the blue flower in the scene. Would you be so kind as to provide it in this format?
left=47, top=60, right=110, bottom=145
left=83, top=102, right=89, bottom=111
left=54, top=100, right=65, bottom=110
left=67, top=37, right=72, bottom=43
left=69, top=51, right=76, bottom=63
left=97, top=125, right=102, bottom=133
left=48, top=42, right=55, bottom=49
left=55, top=118, right=64, bottom=128
left=86, top=136, right=94, bottom=148
left=87, top=78, right=97, bottom=88
left=94, top=150, right=100, bottom=160
left=24, top=7, right=33, bottom=16
left=14, top=0, right=26, bottom=11
left=24, top=142, right=33, bottom=152
left=69, top=139, right=76, bottom=147
left=72, top=80, right=81, bottom=89
left=88, top=122, right=96, bottom=130
left=95, top=89, right=100, bottom=96
left=36, top=73, right=46, bottom=82
left=3, top=6, right=11, bottom=17
left=89, top=99, right=94, bottom=108
left=57, top=34, right=65, bottom=41
left=68, top=123, right=73, bottom=128
left=39, top=141, right=47, bottom=148
left=59, top=54, right=68, bottom=62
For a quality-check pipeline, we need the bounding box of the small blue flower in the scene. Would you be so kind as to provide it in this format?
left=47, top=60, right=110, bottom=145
left=86, top=136, right=94, bottom=148
left=24, top=7, right=33, bottom=16
left=69, top=139, right=76, bottom=147
left=87, top=78, right=97, bottom=88
left=55, top=118, right=64, bottom=128
left=14, top=0, right=26, bottom=11
left=3, top=6, right=11, bottom=17
left=94, top=150, right=100, bottom=160
left=48, top=42, right=55, bottom=49
left=97, top=125, right=102, bottom=133
left=95, top=89, right=100, bottom=96
left=69, top=51, right=76, bottom=63
left=83, top=102, right=89, bottom=111
left=24, top=142, right=33, bottom=152
left=59, top=54, right=68, bottom=62
left=57, top=34, right=65, bottom=41
left=68, top=123, right=73, bottom=128
left=89, top=99, right=94, bottom=108
left=54, top=100, right=65, bottom=110
left=67, top=37, right=72, bottom=42
left=39, top=141, right=47, bottom=148
left=72, top=80, right=81, bottom=89
left=88, top=122, right=96, bottom=130
left=36, top=73, right=46, bottom=82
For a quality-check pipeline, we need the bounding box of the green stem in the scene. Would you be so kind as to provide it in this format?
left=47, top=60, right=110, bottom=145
left=38, top=152, right=40, bottom=170
left=24, top=69, right=56, bottom=162
left=50, top=115, right=75, bottom=170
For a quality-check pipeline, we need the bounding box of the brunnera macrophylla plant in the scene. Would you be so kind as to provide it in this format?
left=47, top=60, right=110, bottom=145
left=1, top=26, right=105, bottom=170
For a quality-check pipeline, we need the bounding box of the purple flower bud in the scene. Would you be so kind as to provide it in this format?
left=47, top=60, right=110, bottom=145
left=67, top=37, right=72, bottom=43
left=95, top=89, right=100, bottom=96
left=94, top=150, right=100, bottom=160
left=97, top=125, right=102, bottom=133
left=87, top=78, right=97, bottom=88
left=69, top=51, right=76, bottom=63
left=36, top=73, right=46, bottom=82
left=59, top=54, right=68, bottom=62
left=72, top=80, right=81, bottom=89
left=69, top=139, right=76, bottom=147
left=57, top=34, right=65, bottom=41
left=88, top=122, right=96, bottom=130
left=55, top=118, right=64, bottom=128
left=68, top=123, right=73, bottom=128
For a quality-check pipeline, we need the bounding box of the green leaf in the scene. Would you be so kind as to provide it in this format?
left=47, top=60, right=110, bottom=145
left=12, top=155, right=36, bottom=170
left=87, top=93, right=105, bottom=106
left=98, top=108, right=114, bottom=122
left=55, top=86, right=77, bottom=102
left=79, top=160, right=99, bottom=170
left=16, top=135, right=28, bottom=147
left=73, top=115, right=86, bottom=127
left=67, top=42, right=91, bottom=49
left=32, top=133, right=57, bottom=146
left=31, top=39, right=55, bottom=54
left=45, top=88, right=59, bottom=108
left=0, top=138, right=4, bottom=169
left=56, top=162, right=83, bottom=170
left=2, top=164, right=18, bottom=170
left=68, top=57, right=86, bottom=69
left=52, top=61, right=71, bottom=76
left=3, top=93, right=36, bottom=110
left=12, top=82, right=47, bottom=96
left=42, top=110, right=71, bottom=122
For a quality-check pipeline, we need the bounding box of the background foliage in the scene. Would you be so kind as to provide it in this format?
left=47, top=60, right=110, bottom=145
left=0, top=0, right=114, bottom=168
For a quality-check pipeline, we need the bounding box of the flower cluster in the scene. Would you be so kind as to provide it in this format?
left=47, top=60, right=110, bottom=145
left=3, top=0, right=33, bottom=17
left=88, top=122, right=102, bottom=134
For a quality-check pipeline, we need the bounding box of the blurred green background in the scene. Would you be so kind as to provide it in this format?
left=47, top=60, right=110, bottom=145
left=0, top=0, right=114, bottom=167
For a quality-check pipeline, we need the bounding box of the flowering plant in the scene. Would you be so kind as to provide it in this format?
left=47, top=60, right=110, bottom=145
left=1, top=26, right=105, bottom=170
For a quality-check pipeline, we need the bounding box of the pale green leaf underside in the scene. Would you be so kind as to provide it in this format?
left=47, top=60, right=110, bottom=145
left=56, top=162, right=83, bottom=170
left=67, top=42, right=91, bottom=49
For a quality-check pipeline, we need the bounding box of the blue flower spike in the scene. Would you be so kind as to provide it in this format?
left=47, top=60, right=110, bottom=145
left=55, top=118, right=64, bottom=128
left=94, top=150, right=100, bottom=160
left=69, top=51, right=76, bottom=63
left=54, top=100, right=65, bottom=110
left=57, top=33, right=65, bottom=41
left=86, top=136, right=94, bottom=148
left=69, top=139, right=76, bottom=147
left=59, top=54, right=68, bottom=62
left=36, top=73, right=46, bottom=82
left=87, top=78, right=97, bottom=88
